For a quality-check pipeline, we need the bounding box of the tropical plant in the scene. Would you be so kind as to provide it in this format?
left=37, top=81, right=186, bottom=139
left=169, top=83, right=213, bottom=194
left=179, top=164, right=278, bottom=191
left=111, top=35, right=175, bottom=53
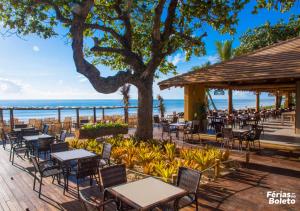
left=1, top=0, right=290, bottom=139
left=154, top=161, right=178, bottom=182
left=81, top=122, right=128, bottom=131
left=164, top=142, right=176, bottom=161
left=215, top=40, right=234, bottom=62
left=157, top=95, right=166, bottom=118
left=111, top=147, right=125, bottom=164
left=67, top=138, right=79, bottom=149
left=120, top=84, right=131, bottom=124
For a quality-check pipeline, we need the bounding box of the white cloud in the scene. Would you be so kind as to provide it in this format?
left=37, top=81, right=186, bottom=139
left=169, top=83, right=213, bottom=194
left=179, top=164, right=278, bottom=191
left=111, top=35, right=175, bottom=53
left=0, top=78, right=23, bottom=94
left=32, top=45, right=40, bottom=52
left=58, top=80, right=63, bottom=85
left=167, top=53, right=186, bottom=66
left=206, top=55, right=219, bottom=64
left=78, top=75, right=88, bottom=83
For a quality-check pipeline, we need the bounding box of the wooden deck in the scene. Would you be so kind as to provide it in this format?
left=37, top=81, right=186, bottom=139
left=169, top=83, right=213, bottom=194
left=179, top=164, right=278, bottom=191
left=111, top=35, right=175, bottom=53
left=1, top=119, right=300, bottom=211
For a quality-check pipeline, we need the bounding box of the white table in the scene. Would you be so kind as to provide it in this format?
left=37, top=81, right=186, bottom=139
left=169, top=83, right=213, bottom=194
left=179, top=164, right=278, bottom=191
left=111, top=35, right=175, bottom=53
left=22, top=134, right=52, bottom=142
left=51, top=149, right=96, bottom=162
left=107, top=177, right=187, bottom=210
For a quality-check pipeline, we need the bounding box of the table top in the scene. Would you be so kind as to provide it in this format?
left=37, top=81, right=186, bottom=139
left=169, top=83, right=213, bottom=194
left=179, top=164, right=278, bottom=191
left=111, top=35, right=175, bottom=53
left=23, top=134, right=52, bottom=142
left=51, top=149, right=96, bottom=162
left=108, top=177, right=187, bottom=210
left=232, top=129, right=250, bottom=133
left=13, top=127, right=35, bottom=132
left=169, top=123, right=186, bottom=127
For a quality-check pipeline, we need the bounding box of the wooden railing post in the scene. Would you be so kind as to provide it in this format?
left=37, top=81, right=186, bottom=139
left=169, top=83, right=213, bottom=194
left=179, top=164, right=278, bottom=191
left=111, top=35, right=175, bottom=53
left=76, top=108, right=80, bottom=128
left=214, top=159, right=220, bottom=179
left=9, top=108, right=14, bottom=130
left=102, top=108, right=105, bottom=121
left=93, top=107, right=96, bottom=123
left=0, top=108, right=3, bottom=126
left=58, top=108, right=61, bottom=123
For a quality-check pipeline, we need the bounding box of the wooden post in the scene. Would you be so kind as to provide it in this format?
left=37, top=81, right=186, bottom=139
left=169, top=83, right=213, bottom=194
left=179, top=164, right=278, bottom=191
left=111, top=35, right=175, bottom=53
left=93, top=107, right=96, bottom=123
left=228, top=88, right=233, bottom=114
left=256, top=92, right=260, bottom=112
left=295, top=81, right=300, bottom=134
left=76, top=108, right=80, bottom=128
left=184, top=84, right=206, bottom=121
left=102, top=108, right=105, bottom=121
left=58, top=108, right=61, bottom=123
left=9, top=108, right=14, bottom=130
left=0, top=108, right=3, bottom=126
left=214, top=159, right=220, bottom=179
left=284, top=92, right=292, bottom=109
left=275, top=92, right=279, bottom=109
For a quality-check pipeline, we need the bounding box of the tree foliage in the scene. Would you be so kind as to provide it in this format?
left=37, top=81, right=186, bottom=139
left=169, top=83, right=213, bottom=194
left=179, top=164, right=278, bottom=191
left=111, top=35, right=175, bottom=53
left=235, top=15, right=300, bottom=56
left=215, top=40, right=234, bottom=61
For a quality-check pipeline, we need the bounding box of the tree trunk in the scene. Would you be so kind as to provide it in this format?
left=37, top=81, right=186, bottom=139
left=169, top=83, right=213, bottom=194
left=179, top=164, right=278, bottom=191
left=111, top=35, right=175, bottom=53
left=135, top=79, right=153, bottom=140
left=124, top=107, right=129, bottom=124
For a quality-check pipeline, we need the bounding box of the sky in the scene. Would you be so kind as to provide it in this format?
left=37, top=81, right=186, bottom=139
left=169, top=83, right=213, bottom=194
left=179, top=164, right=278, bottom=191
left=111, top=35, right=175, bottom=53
left=0, top=2, right=299, bottom=100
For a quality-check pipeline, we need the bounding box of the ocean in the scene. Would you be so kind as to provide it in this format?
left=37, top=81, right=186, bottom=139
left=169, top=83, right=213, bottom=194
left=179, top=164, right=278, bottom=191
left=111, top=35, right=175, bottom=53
left=0, top=99, right=276, bottom=120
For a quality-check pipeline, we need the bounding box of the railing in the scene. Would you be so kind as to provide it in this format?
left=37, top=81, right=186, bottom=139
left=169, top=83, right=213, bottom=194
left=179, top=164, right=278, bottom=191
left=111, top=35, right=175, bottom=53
left=0, top=106, right=140, bottom=129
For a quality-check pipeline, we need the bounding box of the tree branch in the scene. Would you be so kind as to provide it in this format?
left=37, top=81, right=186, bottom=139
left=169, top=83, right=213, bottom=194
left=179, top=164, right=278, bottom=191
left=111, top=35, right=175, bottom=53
left=152, top=0, right=166, bottom=45
left=113, top=0, right=132, bottom=49
left=69, top=1, right=136, bottom=93
left=30, top=0, right=71, bottom=24
left=162, top=0, right=178, bottom=41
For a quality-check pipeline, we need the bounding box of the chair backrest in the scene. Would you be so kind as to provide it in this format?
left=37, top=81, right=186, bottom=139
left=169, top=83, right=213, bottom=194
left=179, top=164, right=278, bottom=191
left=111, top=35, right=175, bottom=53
left=37, top=137, right=54, bottom=151
left=177, top=167, right=201, bottom=196
left=254, top=128, right=262, bottom=140
left=77, top=156, right=100, bottom=179
left=223, top=128, right=233, bottom=139
left=59, top=130, right=67, bottom=142
left=161, top=122, right=170, bottom=133
left=101, top=143, right=112, bottom=160
left=153, top=115, right=160, bottom=124
left=214, top=122, right=224, bottom=133
left=42, top=124, right=49, bottom=134
left=30, top=156, right=41, bottom=173
left=100, top=164, right=127, bottom=189
left=191, top=120, right=200, bottom=133
left=50, top=142, right=69, bottom=153
left=14, top=124, right=28, bottom=129
left=172, top=116, right=178, bottom=123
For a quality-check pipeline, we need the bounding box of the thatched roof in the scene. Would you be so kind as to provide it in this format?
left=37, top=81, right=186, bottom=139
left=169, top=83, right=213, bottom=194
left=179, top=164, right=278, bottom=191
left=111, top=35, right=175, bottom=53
left=159, top=37, right=300, bottom=92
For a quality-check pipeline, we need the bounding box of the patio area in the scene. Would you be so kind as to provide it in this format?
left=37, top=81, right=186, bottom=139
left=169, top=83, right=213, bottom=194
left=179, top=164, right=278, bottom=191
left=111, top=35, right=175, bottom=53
left=0, top=137, right=299, bottom=211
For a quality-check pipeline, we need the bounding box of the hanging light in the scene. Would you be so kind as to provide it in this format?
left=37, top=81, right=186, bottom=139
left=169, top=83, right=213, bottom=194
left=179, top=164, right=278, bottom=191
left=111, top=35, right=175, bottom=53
left=214, top=89, right=225, bottom=95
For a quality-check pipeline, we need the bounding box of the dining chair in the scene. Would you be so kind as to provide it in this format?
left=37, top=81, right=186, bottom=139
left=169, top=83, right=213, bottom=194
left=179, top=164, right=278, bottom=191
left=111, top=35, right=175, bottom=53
left=75, top=156, right=101, bottom=197
left=42, top=124, right=49, bottom=134
left=160, top=167, right=202, bottom=211
left=99, top=143, right=112, bottom=168
left=222, top=128, right=234, bottom=149
left=183, top=120, right=200, bottom=143
left=36, top=137, right=54, bottom=160
left=56, top=130, right=67, bottom=142
left=79, top=164, right=127, bottom=211
left=30, top=156, right=62, bottom=198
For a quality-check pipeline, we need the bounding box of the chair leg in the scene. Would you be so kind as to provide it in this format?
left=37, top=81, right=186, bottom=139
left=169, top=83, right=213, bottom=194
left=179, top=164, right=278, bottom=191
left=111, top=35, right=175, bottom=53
left=39, top=177, right=43, bottom=198
left=195, top=198, right=199, bottom=211
left=12, top=151, right=15, bottom=165
left=33, top=173, right=36, bottom=190
left=9, top=148, right=13, bottom=161
left=77, top=179, right=79, bottom=198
